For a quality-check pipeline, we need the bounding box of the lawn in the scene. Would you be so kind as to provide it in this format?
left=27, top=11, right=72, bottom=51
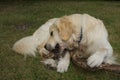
left=0, top=1, right=120, bottom=80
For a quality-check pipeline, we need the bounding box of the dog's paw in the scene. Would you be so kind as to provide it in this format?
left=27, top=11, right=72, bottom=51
left=57, top=59, right=69, bottom=73
left=87, top=53, right=104, bottom=68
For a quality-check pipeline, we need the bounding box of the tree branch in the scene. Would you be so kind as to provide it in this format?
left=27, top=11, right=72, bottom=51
left=72, top=55, right=120, bottom=74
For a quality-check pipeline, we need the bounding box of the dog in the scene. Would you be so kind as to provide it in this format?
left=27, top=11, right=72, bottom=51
left=44, top=14, right=116, bottom=73
left=13, top=14, right=116, bottom=73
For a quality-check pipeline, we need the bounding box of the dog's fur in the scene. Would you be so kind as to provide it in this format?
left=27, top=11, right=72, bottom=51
left=44, top=14, right=116, bottom=73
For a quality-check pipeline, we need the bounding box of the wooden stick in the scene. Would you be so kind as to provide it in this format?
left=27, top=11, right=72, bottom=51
left=72, top=55, right=120, bottom=74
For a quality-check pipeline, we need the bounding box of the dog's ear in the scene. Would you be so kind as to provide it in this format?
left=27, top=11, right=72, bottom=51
left=57, top=16, right=74, bottom=41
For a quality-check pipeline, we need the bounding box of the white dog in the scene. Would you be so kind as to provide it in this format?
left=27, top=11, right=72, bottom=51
left=44, top=14, right=116, bottom=73
left=13, top=14, right=116, bottom=73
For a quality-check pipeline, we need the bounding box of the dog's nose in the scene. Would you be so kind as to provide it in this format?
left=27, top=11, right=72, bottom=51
left=55, top=43, right=60, bottom=49
left=51, top=43, right=60, bottom=53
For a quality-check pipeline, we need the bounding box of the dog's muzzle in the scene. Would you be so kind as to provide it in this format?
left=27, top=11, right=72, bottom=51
left=44, top=43, right=61, bottom=53
left=44, top=43, right=68, bottom=53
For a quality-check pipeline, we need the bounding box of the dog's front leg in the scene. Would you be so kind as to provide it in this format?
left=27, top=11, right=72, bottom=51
left=87, top=48, right=114, bottom=68
left=57, top=51, right=70, bottom=73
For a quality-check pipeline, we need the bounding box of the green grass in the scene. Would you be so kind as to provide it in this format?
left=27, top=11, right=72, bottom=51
left=0, top=1, right=120, bottom=80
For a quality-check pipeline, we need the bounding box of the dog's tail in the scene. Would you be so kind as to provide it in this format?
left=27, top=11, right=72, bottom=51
left=12, top=36, right=39, bottom=57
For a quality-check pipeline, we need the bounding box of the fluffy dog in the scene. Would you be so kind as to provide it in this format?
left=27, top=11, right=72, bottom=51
left=13, top=14, right=116, bottom=73
left=44, top=14, right=116, bottom=73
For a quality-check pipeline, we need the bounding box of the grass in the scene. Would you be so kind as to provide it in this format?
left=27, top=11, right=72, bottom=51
left=0, top=1, right=120, bottom=80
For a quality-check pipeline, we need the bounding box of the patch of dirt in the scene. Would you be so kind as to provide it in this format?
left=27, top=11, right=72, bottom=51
left=15, top=23, right=31, bottom=31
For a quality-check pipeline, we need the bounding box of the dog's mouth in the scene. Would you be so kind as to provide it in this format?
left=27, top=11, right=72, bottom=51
left=43, top=43, right=68, bottom=60
left=49, top=43, right=67, bottom=55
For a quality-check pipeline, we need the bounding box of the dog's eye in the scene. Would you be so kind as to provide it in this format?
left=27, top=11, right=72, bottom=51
left=50, top=31, right=53, bottom=36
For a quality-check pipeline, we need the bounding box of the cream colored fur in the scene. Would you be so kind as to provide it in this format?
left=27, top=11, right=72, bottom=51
left=12, top=18, right=58, bottom=56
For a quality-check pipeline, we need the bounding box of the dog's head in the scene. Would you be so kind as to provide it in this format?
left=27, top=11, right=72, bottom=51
left=44, top=16, right=78, bottom=52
